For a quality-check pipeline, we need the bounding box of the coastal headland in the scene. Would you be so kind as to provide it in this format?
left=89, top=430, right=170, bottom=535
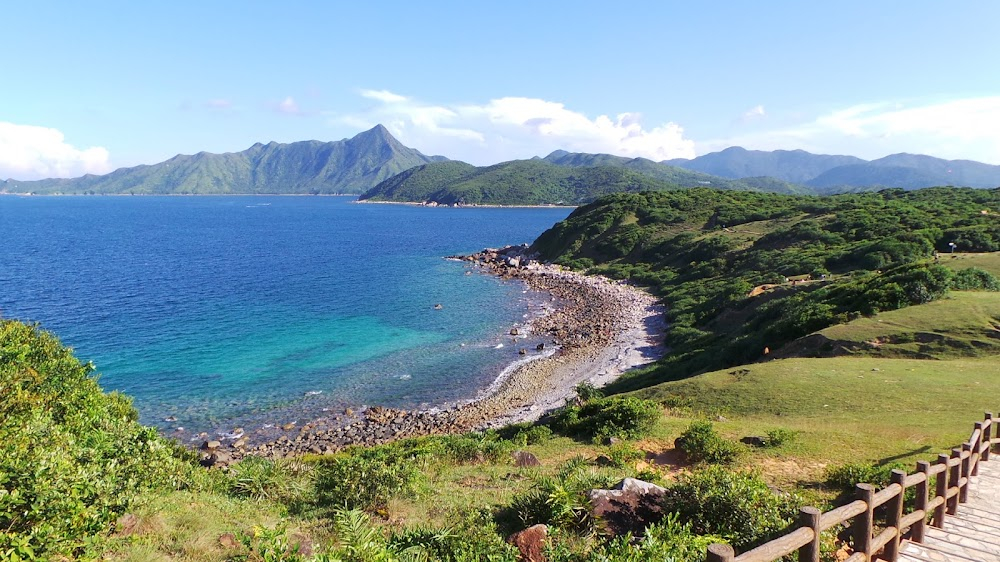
left=219, top=246, right=664, bottom=464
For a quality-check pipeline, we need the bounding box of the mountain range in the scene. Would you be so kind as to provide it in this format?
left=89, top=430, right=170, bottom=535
left=1, top=125, right=446, bottom=195
left=666, top=146, right=1000, bottom=191
left=357, top=154, right=809, bottom=206
left=4, top=125, right=1000, bottom=198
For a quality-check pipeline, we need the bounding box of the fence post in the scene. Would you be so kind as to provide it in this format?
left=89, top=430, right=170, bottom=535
left=707, top=543, right=735, bottom=562
left=913, top=460, right=930, bottom=543
left=972, top=422, right=984, bottom=476
left=948, top=449, right=961, bottom=515
left=884, top=470, right=906, bottom=562
left=960, top=443, right=972, bottom=504
left=799, top=506, right=821, bottom=562
left=984, top=412, right=993, bottom=462
left=933, top=453, right=948, bottom=527
left=854, top=483, right=875, bottom=562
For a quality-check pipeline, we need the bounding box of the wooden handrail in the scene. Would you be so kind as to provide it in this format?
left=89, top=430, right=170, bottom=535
left=706, top=411, right=997, bottom=562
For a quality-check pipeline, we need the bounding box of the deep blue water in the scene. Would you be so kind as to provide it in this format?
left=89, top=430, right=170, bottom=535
left=0, top=196, right=571, bottom=435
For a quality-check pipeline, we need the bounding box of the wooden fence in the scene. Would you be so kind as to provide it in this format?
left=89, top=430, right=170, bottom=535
left=706, top=412, right=996, bottom=562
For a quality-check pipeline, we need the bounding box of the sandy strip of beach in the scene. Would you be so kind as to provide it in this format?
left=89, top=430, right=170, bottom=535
left=453, top=258, right=666, bottom=429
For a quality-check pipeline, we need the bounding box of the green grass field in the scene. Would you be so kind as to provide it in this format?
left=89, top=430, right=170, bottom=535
left=940, top=251, right=1000, bottom=275
left=633, top=355, right=999, bottom=475
left=778, top=291, right=1000, bottom=359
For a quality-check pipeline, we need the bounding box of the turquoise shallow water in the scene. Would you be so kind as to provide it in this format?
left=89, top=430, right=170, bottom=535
left=0, top=196, right=571, bottom=434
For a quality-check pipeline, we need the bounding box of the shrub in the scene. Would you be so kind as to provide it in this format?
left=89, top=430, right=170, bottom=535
left=674, top=421, right=744, bottom=465
left=509, top=460, right=615, bottom=533
left=825, top=461, right=907, bottom=492
left=605, top=442, right=644, bottom=469
left=551, top=396, right=660, bottom=441
left=499, top=422, right=554, bottom=447
left=439, top=432, right=514, bottom=464
left=951, top=267, right=1000, bottom=291
left=574, top=381, right=604, bottom=401
left=545, top=512, right=725, bottom=562
left=764, top=428, right=797, bottom=448
left=228, top=456, right=312, bottom=504
left=314, top=453, right=422, bottom=512
left=0, top=321, right=197, bottom=558
left=662, top=466, right=801, bottom=550
left=390, top=508, right=519, bottom=562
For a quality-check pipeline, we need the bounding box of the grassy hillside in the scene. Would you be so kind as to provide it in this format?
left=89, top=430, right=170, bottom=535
left=631, top=355, right=1000, bottom=469
left=532, top=187, right=1000, bottom=389
left=777, top=291, right=1000, bottom=359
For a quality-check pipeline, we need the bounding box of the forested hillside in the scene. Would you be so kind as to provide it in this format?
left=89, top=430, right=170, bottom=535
left=533, top=187, right=1000, bottom=389
left=359, top=158, right=808, bottom=206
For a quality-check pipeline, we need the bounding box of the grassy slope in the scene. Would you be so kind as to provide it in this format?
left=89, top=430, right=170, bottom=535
left=941, top=251, right=1000, bottom=275
left=777, top=290, right=1000, bottom=359
left=632, top=356, right=998, bottom=469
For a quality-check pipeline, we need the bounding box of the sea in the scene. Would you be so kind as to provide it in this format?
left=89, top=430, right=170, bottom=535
left=0, top=195, right=572, bottom=437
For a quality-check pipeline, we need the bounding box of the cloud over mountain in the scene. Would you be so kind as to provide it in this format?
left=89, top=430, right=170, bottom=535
left=0, top=122, right=112, bottom=180
left=339, top=90, right=696, bottom=165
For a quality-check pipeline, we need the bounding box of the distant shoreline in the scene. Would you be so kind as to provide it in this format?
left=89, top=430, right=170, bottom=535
left=0, top=192, right=361, bottom=197
left=355, top=199, right=578, bottom=209
left=0, top=192, right=578, bottom=208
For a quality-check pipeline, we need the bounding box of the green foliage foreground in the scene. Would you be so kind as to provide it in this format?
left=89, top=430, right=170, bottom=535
left=0, top=320, right=200, bottom=558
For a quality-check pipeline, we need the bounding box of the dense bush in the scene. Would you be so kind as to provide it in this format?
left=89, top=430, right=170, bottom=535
left=604, top=441, right=645, bottom=468
left=951, top=267, right=1000, bottom=291
left=228, top=456, right=312, bottom=504
left=662, top=466, right=801, bottom=550
left=439, top=432, right=515, bottom=464
left=0, top=320, right=198, bottom=558
left=674, top=421, right=744, bottom=465
left=764, top=428, right=797, bottom=448
left=545, top=512, right=724, bottom=561
left=497, top=422, right=554, bottom=446
left=509, top=458, right=615, bottom=533
left=825, top=461, right=907, bottom=492
left=390, top=508, right=519, bottom=562
left=314, top=453, right=422, bottom=512
left=551, top=396, right=661, bottom=441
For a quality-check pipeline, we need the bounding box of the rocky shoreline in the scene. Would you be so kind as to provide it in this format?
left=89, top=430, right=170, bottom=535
left=200, top=245, right=665, bottom=467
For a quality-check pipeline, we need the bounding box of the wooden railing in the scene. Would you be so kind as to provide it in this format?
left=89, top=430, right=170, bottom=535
left=706, top=412, right=996, bottom=562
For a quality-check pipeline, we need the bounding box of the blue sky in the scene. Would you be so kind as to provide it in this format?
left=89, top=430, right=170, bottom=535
left=3, top=1, right=999, bottom=179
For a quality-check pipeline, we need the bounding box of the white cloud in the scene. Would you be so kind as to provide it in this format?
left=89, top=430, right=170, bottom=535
left=359, top=89, right=408, bottom=104
left=276, top=96, right=301, bottom=115
left=334, top=91, right=696, bottom=164
left=703, top=97, right=1000, bottom=163
left=741, top=104, right=766, bottom=122
left=0, top=122, right=112, bottom=180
